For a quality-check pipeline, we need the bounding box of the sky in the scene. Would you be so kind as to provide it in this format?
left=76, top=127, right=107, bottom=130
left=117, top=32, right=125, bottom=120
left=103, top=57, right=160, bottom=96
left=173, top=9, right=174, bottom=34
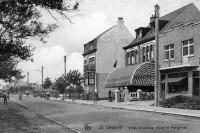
left=17, top=0, right=200, bottom=84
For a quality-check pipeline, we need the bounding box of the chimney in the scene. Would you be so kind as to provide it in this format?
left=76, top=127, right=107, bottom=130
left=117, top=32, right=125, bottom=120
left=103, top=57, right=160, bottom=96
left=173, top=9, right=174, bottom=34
left=117, top=17, right=124, bottom=27
left=150, top=15, right=156, bottom=25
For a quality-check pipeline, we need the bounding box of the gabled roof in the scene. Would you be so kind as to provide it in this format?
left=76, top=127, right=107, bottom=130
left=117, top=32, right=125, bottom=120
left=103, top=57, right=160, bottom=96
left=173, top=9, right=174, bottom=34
left=84, top=25, right=117, bottom=46
left=124, top=3, right=200, bottom=49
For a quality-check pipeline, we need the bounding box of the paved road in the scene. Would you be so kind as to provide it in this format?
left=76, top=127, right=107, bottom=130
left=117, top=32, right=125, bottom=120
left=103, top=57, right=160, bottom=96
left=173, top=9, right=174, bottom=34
left=0, top=98, right=76, bottom=133
left=11, top=95, right=200, bottom=133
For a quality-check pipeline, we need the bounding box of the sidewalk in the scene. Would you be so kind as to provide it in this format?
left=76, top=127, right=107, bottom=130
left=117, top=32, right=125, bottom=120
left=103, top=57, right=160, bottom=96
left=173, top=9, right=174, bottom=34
left=51, top=97, right=200, bottom=118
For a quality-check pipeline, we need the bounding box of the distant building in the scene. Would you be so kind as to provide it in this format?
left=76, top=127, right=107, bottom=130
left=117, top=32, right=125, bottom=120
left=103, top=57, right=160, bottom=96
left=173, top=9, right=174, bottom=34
left=83, top=17, right=133, bottom=98
left=106, top=3, right=200, bottom=100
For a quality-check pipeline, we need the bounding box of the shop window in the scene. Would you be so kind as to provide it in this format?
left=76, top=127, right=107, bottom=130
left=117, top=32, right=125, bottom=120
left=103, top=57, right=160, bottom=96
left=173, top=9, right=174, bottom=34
left=182, top=38, right=194, bottom=57
left=168, top=78, right=188, bottom=93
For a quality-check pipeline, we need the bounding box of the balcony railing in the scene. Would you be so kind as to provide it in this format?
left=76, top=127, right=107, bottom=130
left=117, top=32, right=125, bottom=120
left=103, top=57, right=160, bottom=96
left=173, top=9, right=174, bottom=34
left=84, top=64, right=96, bottom=71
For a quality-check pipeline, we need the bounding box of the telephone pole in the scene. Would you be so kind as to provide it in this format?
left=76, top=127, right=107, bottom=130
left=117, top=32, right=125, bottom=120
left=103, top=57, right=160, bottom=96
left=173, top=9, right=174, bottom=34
left=42, top=66, right=44, bottom=90
left=155, top=4, right=160, bottom=106
left=64, top=56, right=66, bottom=77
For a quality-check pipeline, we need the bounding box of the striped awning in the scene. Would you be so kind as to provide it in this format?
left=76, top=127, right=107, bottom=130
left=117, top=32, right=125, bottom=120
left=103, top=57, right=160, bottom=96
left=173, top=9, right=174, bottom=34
left=105, top=62, right=155, bottom=88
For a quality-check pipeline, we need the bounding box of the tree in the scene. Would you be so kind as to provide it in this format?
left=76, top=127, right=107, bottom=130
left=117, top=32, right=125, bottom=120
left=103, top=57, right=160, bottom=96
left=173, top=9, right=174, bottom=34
left=54, top=76, right=68, bottom=94
left=66, top=70, right=81, bottom=101
left=66, top=70, right=81, bottom=86
left=0, top=58, right=24, bottom=82
left=43, top=77, right=52, bottom=89
left=0, top=0, right=80, bottom=81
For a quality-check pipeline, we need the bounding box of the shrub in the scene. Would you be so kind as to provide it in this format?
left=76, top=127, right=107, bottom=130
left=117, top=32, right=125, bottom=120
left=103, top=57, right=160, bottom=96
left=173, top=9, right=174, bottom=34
left=161, top=95, right=189, bottom=108
left=161, top=95, right=200, bottom=110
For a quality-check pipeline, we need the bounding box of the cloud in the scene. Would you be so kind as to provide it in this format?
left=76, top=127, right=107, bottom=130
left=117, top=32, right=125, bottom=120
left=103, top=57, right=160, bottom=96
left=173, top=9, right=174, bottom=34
left=66, top=52, right=83, bottom=73
left=46, top=11, right=110, bottom=54
left=18, top=46, right=83, bottom=83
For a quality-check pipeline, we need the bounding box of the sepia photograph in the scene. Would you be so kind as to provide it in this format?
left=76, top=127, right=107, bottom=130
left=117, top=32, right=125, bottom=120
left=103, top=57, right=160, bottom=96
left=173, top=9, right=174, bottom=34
left=1, top=0, right=200, bottom=133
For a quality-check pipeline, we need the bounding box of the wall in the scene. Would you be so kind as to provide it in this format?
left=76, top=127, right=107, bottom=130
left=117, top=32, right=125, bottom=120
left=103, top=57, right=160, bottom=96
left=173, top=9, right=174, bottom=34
left=159, top=23, right=200, bottom=68
left=96, top=24, right=133, bottom=98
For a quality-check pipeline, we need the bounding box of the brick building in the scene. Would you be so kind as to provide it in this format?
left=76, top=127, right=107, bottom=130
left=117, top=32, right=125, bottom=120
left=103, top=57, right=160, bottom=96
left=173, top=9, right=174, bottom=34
left=83, top=17, right=133, bottom=98
left=105, top=3, right=200, bottom=100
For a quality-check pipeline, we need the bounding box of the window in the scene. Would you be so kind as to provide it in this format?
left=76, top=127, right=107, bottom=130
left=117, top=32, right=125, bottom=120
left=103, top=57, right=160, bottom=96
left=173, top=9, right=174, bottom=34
left=168, top=78, right=188, bottom=93
left=135, top=50, right=139, bottom=63
left=84, top=72, right=88, bottom=85
left=84, top=60, right=87, bottom=64
left=84, top=44, right=90, bottom=54
left=88, top=72, right=95, bottom=85
left=142, top=44, right=153, bottom=62
left=89, top=57, right=95, bottom=64
left=131, top=50, right=135, bottom=64
left=146, top=46, right=150, bottom=61
left=150, top=45, right=153, bottom=59
left=89, top=44, right=94, bottom=51
left=182, top=39, right=194, bottom=56
left=142, top=47, right=146, bottom=62
left=126, top=48, right=139, bottom=65
left=164, top=44, right=174, bottom=60
left=84, top=72, right=95, bottom=85
left=127, top=52, right=131, bottom=65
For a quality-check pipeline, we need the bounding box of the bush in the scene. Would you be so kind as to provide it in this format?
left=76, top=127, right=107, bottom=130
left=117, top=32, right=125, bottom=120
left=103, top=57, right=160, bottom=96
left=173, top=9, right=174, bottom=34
left=161, top=95, right=200, bottom=110
left=161, top=95, right=189, bottom=108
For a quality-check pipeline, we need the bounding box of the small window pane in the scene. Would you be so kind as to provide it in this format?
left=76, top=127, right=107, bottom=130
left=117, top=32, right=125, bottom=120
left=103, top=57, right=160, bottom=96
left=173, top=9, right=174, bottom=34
left=170, top=44, right=174, bottom=49
left=189, top=39, right=194, bottom=44
left=170, top=50, right=174, bottom=59
left=190, top=45, right=194, bottom=55
left=182, top=41, right=188, bottom=46
left=183, top=46, right=188, bottom=56
left=165, top=51, right=169, bottom=59
left=164, top=45, right=169, bottom=50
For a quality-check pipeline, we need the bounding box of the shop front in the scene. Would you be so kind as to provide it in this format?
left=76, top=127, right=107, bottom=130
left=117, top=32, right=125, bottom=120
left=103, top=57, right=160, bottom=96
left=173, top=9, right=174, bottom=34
left=160, top=65, right=199, bottom=99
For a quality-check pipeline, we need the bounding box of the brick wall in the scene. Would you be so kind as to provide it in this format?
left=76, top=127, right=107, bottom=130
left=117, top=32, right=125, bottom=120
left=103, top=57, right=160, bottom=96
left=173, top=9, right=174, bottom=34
left=159, top=23, right=200, bottom=68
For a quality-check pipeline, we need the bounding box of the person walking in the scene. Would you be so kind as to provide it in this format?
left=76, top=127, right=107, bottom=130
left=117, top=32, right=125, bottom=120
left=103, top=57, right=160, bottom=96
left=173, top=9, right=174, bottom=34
left=108, top=90, right=112, bottom=102
left=7, top=92, right=10, bottom=100
left=18, top=92, right=22, bottom=100
left=3, top=93, right=8, bottom=104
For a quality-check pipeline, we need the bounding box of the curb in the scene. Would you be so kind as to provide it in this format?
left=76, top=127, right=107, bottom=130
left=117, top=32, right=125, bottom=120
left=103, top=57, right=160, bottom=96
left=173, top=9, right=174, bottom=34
left=11, top=100, right=81, bottom=133
left=61, top=99, right=200, bottom=120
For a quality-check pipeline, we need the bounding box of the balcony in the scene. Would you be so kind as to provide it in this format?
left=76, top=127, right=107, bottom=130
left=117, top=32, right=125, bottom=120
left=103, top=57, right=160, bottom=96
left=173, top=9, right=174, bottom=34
left=82, top=49, right=97, bottom=56
left=84, top=64, right=96, bottom=71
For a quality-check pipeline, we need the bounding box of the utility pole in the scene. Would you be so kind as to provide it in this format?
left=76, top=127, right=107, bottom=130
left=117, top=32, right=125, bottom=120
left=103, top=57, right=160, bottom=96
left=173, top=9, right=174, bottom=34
left=64, top=56, right=66, bottom=77
left=155, top=4, right=160, bottom=106
left=42, top=66, right=44, bottom=90
left=64, top=55, right=67, bottom=100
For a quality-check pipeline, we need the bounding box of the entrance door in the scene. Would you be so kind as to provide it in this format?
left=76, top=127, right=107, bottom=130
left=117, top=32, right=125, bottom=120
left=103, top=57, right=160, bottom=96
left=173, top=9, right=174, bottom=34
left=193, top=78, right=199, bottom=96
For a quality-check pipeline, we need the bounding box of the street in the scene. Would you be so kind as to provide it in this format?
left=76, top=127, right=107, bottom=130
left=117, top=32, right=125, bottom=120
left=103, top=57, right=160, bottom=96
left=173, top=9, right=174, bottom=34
left=0, top=98, right=76, bottom=133
left=8, top=95, right=200, bottom=133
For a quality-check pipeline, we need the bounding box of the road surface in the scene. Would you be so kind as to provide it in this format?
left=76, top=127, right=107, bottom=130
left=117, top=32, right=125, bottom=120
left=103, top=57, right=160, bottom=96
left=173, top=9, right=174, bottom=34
left=10, top=95, right=200, bottom=133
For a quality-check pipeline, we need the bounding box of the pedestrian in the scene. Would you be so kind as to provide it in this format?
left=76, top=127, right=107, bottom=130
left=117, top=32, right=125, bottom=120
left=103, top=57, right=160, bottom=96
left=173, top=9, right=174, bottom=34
left=108, top=90, right=112, bottom=102
left=46, top=91, right=50, bottom=100
left=18, top=92, right=22, bottom=100
left=26, top=91, right=29, bottom=96
left=3, top=93, right=8, bottom=104
left=93, top=91, right=98, bottom=104
left=123, top=87, right=129, bottom=104
left=7, top=92, right=10, bottom=100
